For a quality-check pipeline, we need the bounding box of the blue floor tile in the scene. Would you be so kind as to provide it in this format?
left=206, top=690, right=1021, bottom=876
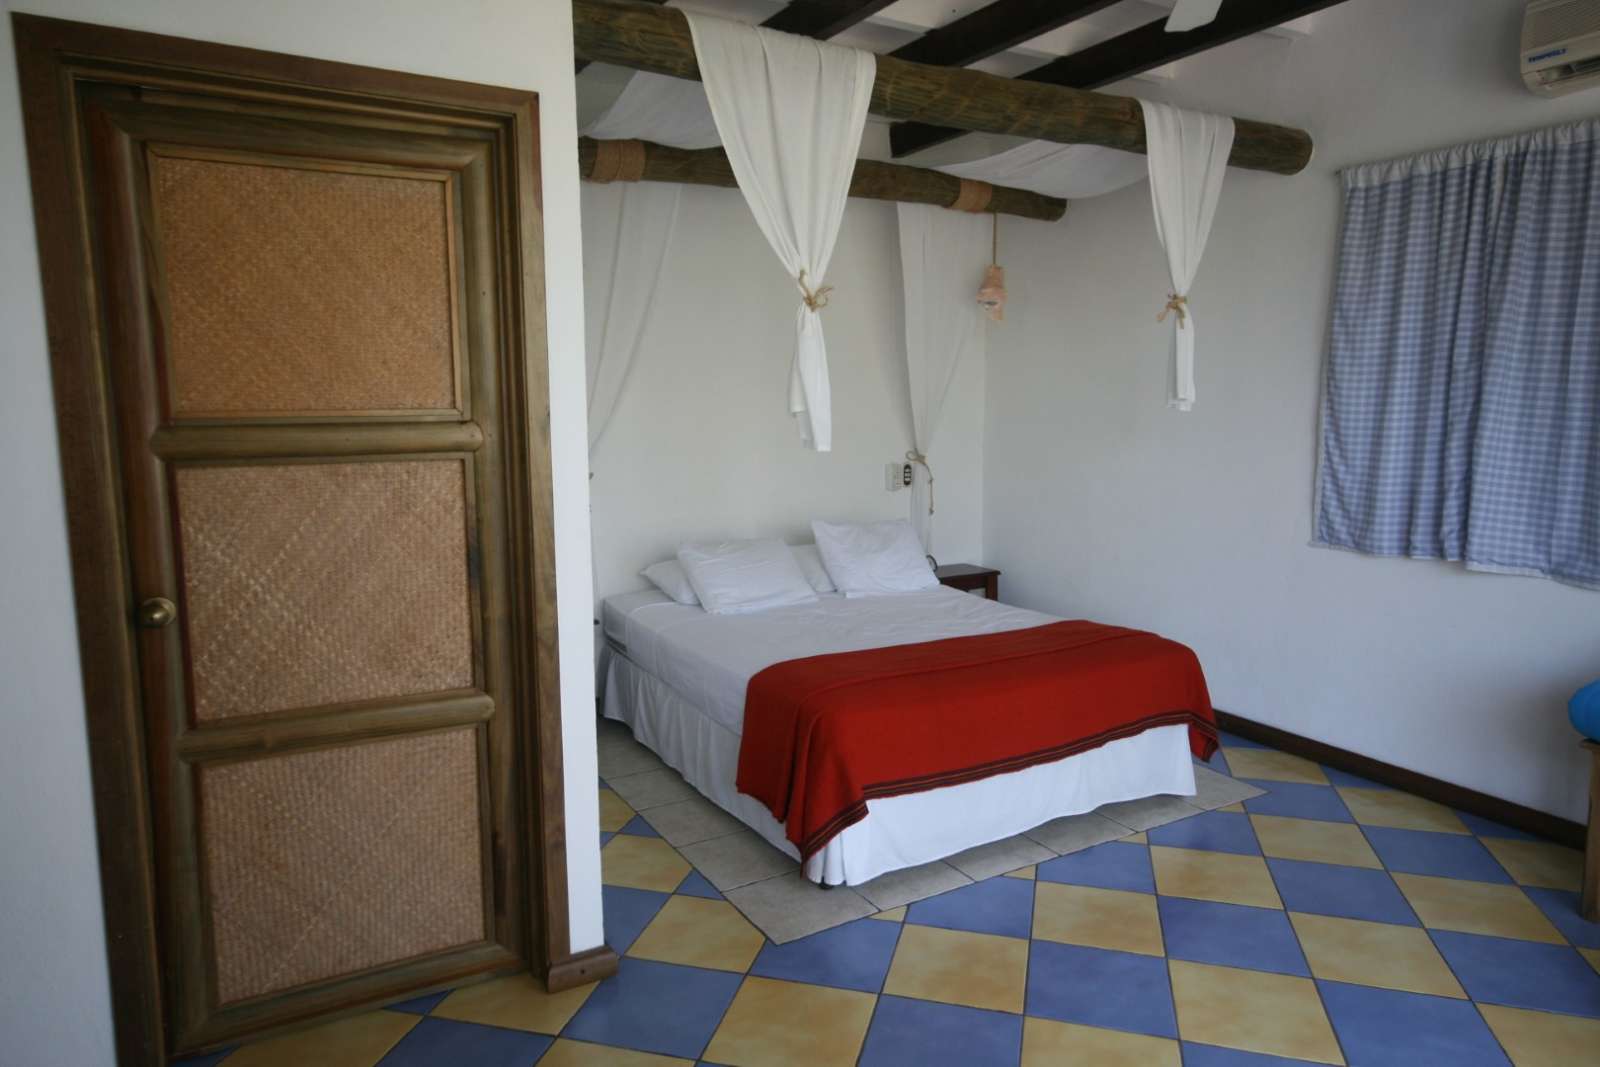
left=1182, top=1043, right=1326, bottom=1066
left=564, top=958, right=742, bottom=1060
left=385, top=989, right=451, bottom=1015
left=1219, top=731, right=1270, bottom=750
left=618, top=814, right=660, bottom=838
left=603, top=885, right=670, bottom=954
left=1158, top=897, right=1309, bottom=976
left=858, top=994, right=1023, bottom=1067
left=377, top=1017, right=554, bottom=1067
left=1316, top=981, right=1510, bottom=1067
left=1455, top=811, right=1539, bottom=841
left=1025, top=940, right=1177, bottom=1038
left=1197, top=748, right=1232, bottom=776
left=906, top=876, right=1034, bottom=940
left=749, top=917, right=900, bottom=993
left=1362, top=826, right=1512, bottom=883
left=1524, top=887, right=1600, bottom=949
left=1241, top=781, right=1353, bottom=823
left=1267, top=858, right=1419, bottom=925
left=1431, top=930, right=1600, bottom=1017
left=675, top=870, right=724, bottom=900
left=1147, top=810, right=1261, bottom=856
left=599, top=831, right=614, bottom=847
left=1036, top=841, right=1154, bottom=894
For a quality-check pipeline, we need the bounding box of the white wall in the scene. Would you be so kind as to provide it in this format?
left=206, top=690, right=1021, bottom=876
left=0, top=2, right=601, bottom=1062
left=587, top=170, right=986, bottom=600
left=984, top=0, right=1600, bottom=822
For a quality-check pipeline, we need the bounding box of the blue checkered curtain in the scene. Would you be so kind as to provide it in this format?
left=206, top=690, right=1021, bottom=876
left=1316, top=119, right=1600, bottom=589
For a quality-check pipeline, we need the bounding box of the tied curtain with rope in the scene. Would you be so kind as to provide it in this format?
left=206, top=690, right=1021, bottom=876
left=1315, top=119, right=1600, bottom=589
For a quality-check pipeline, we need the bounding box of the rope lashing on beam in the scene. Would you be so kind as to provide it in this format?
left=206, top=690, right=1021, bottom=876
left=589, top=138, right=648, bottom=183
left=948, top=178, right=993, bottom=213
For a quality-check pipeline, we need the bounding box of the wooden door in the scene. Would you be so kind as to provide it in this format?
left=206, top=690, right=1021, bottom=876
left=13, top=17, right=588, bottom=1063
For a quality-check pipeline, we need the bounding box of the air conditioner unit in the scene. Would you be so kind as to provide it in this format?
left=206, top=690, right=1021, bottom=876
left=1523, top=0, right=1600, bottom=96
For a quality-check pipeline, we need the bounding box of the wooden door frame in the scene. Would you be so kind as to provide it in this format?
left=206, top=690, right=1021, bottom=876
left=12, top=15, right=612, bottom=1063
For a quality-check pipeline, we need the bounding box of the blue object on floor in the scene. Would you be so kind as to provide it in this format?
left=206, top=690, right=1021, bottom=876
left=1571, top=678, right=1600, bottom=740
left=858, top=995, right=1023, bottom=1067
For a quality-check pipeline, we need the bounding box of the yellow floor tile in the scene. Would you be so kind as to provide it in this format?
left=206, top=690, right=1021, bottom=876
left=1480, top=1004, right=1600, bottom=1067
left=1289, top=912, right=1464, bottom=998
left=223, top=1009, right=416, bottom=1067
left=1005, top=865, right=1037, bottom=880
left=1481, top=837, right=1585, bottom=891
left=703, top=976, right=875, bottom=1067
left=1021, top=1017, right=1181, bottom=1067
left=538, top=1038, right=693, bottom=1066
left=1150, top=846, right=1283, bottom=909
left=1337, top=787, right=1468, bottom=834
left=1222, top=748, right=1329, bottom=785
left=1391, top=874, right=1565, bottom=944
left=1123, top=831, right=1148, bottom=843
left=869, top=905, right=906, bottom=922
left=601, top=833, right=691, bottom=892
left=1217, top=802, right=1246, bottom=813
left=1169, top=960, right=1344, bottom=1065
left=1582, top=946, right=1600, bottom=976
left=1033, top=881, right=1164, bottom=956
left=882, top=923, right=1029, bottom=1013
left=599, top=787, right=635, bottom=832
left=627, top=896, right=765, bottom=972
left=432, top=972, right=595, bottom=1034
left=1250, top=814, right=1382, bottom=869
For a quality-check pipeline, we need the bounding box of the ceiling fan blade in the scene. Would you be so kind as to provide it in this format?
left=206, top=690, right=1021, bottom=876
left=1165, top=0, right=1224, bottom=32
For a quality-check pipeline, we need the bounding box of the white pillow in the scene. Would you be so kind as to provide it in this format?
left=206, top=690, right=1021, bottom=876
left=810, top=519, right=938, bottom=598
left=676, top=538, right=819, bottom=615
left=640, top=559, right=700, bottom=605
left=790, top=543, right=837, bottom=593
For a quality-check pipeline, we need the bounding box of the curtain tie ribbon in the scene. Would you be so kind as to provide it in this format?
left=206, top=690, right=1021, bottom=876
left=1157, top=293, right=1188, bottom=326
left=906, top=449, right=934, bottom=516
left=798, top=269, right=833, bottom=312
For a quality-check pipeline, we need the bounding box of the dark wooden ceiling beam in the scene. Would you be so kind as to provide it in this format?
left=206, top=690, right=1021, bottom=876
left=761, top=0, right=900, bottom=38
left=572, top=0, right=1316, bottom=175
left=890, top=0, right=1351, bottom=158
left=889, top=0, right=1123, bottom=68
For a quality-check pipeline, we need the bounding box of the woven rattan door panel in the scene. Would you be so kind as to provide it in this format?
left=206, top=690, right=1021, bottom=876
left=46, top=56, right=551, bottom=1060
left=174, top=460, right=474, bottom=721
left=152, top=153, right=461, bottom=418
left=199, top=729, right=486, bottom=1004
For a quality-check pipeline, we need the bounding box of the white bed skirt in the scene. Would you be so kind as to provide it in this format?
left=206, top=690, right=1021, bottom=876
left=602, top=649, right=1197, bottom=886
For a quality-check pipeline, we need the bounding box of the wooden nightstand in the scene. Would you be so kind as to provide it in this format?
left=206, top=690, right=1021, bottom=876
left=935, top=564, right=1001, bottom=600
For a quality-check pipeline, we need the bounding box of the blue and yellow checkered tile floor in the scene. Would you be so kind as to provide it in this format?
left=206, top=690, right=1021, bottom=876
left=183, top=731, right=1600, bottom=1066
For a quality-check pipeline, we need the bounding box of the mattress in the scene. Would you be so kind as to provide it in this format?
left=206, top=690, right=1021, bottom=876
left=600, top=585, right=1197, bottom=886
left=602, top=585, right=1059, bottom=736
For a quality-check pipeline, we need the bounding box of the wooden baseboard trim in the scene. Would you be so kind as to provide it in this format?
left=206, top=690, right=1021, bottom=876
left=1215, top=710, right=1587, bottom=850
left=546, top=946, right=619, bottom=992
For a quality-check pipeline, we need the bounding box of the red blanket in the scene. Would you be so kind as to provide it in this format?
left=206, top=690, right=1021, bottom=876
left=736, top=621, right=1217, bottom=860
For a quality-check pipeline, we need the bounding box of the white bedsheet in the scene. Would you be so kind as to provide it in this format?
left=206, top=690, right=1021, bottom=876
left=600, top=586, right=1198, bottom=886
left=604, top=585, right=1058, bottom=733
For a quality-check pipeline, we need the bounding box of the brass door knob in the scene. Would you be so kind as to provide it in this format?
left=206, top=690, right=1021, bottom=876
left=137, top=597, right=178, bottom=629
